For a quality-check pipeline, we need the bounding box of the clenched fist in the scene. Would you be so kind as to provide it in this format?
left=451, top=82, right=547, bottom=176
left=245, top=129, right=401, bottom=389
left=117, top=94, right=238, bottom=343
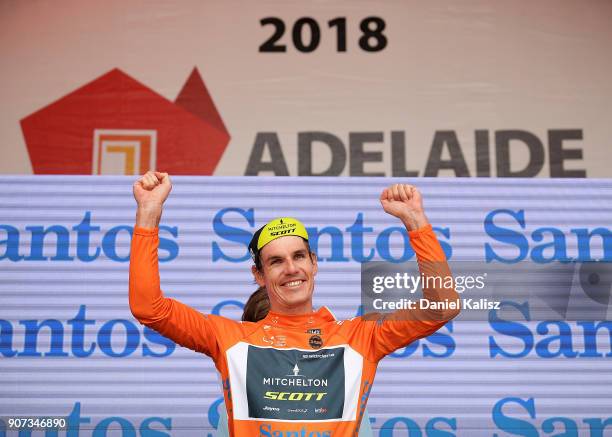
left=380, top=184, right=429, bottom=231
left=133, top=171, right=172, bottom=209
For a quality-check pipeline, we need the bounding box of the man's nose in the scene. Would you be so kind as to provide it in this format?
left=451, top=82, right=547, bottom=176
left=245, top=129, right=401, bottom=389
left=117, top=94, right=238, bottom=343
left=285, top=258, right=300, bottom=274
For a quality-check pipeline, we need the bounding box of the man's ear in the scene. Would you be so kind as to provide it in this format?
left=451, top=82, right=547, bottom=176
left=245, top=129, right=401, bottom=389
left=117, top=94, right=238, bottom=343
left=252, top=265, right=265, bottom=286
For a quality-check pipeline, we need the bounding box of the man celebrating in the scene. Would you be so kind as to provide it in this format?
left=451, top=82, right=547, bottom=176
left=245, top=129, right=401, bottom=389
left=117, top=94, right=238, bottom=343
left=130, top=171, right=459, bottom=436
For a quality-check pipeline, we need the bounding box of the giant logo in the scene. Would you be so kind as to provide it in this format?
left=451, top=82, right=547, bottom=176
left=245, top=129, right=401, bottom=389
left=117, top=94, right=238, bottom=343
left=20, top=68, right=230, bottom=175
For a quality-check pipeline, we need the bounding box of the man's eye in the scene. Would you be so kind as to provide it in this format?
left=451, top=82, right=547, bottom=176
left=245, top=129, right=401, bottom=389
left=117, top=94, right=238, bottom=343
left=295, top=253, right=306, bottom=259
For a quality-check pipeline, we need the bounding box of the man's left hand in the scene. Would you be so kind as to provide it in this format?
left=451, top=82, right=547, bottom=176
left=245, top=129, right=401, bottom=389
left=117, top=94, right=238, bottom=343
left=380, top=184, right=429, bottom=231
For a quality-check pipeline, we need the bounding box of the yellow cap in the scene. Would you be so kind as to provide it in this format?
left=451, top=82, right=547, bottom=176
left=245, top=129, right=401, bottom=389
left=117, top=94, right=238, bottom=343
left=249, top=217, right=309, bottom=257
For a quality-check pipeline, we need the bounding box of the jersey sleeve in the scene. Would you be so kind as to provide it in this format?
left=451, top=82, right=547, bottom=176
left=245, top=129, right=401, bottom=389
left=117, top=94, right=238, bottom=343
left=129, top=226, right=222, bottom=359
left=368, top=224, right=460, bottom=361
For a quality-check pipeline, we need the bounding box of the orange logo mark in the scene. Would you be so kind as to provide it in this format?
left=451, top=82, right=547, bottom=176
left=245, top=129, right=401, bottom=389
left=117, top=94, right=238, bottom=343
left=92, top=129, right=157, bottom=175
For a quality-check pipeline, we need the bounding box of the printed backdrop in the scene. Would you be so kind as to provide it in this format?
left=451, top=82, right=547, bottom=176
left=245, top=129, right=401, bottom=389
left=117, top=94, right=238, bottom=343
left=1, top=1, right=611, bottom=177
left=0, top=176, right=611, bottom=436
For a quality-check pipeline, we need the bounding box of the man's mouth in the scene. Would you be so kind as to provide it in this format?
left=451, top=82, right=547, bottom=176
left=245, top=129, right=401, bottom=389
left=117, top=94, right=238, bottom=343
left=282, top=280, right=305, bottom=288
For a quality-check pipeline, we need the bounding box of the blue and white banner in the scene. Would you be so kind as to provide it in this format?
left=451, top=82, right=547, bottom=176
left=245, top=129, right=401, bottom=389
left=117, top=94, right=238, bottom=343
left=1, top=176, right=611, bottom=436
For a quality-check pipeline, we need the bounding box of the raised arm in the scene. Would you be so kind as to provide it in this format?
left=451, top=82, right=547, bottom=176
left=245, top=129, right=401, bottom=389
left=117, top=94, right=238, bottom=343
left=369, top=184, right=460, bottom=359
left=129, top=171, right=220, bottom=357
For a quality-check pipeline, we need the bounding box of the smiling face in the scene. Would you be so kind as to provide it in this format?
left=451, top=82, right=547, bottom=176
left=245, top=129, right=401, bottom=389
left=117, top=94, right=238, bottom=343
left=252, top=236, right=317, bottom=315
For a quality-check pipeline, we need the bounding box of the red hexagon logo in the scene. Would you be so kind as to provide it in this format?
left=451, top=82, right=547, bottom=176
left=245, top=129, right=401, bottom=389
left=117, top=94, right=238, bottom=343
left=20, top=68, right=230, bottom=175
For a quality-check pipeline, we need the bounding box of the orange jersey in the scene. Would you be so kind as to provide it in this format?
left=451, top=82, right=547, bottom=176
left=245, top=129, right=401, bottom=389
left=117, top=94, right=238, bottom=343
left=129, top=224, right=457, bottom=437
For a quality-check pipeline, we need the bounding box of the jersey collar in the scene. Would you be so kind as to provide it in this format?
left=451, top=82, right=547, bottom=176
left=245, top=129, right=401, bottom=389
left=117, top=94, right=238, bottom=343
left=262, top=306, right=336, bottom=328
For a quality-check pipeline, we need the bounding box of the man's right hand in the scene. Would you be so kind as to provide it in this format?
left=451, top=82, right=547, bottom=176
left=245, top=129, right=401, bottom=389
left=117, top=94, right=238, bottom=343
left=133, top=171, right=172, bottom=208
left=133, top=171, right=172, bottom=228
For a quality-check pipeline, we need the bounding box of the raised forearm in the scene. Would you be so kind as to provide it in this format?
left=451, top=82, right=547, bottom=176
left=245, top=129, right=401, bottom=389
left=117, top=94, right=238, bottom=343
left=399, top=210, right=429, bottom=232
left=410, top=226, right=461, bottom=321
left=130, top=171, right=171, bottom=320
left=136, top=205, right=162, bottom=229
left=128, top=227, right=168, bottom=323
